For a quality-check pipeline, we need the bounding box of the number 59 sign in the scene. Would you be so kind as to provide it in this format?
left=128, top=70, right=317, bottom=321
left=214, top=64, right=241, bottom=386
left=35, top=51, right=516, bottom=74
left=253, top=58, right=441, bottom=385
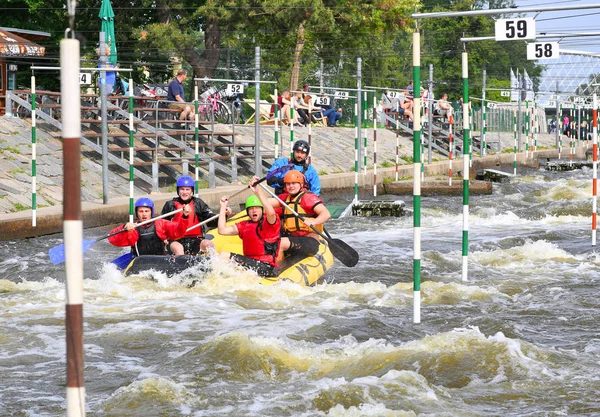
left=527, top=42, right=559, bottom=60
left=495, top=18, right=535, bottom=41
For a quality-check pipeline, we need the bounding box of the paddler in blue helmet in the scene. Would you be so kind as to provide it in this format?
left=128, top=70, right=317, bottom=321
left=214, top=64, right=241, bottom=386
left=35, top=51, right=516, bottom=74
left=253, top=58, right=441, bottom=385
left=217, top=176, right=281, bottom=277
left=266, top=140, right=321, bottom=196
left=160, top=175, right=231, bottom=256
left=108, top=197, right=190, bottom=257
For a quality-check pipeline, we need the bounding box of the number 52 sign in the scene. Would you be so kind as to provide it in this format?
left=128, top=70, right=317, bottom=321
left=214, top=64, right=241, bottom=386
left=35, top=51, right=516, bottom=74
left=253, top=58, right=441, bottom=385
left=527, top=42, right=559, bottom=60
left=495, top=18, right=535, bottom=41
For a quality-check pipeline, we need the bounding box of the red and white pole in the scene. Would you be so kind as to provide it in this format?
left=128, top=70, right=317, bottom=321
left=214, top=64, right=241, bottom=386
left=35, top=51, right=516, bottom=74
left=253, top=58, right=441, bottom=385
left=373, top=95, right=377, bottom=196
left=593, top=94, right=598, bottom=246
left=448, top=115, right=454, bottom=186
left=61, top=37, right=86, bottom=416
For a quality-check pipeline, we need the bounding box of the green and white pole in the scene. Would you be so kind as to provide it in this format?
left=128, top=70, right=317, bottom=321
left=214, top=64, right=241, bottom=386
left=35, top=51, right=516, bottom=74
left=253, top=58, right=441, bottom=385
left=525, top=101, right=529, bottom=157
left=533, top=101, right=538, bottom=153
left=558, top=103, right=563, bottom=159
left=412, top=30, right=422, bottom=323
left=373, top=95, right=378, bottom=197
left=290, top=106, right=295, bottom=159
left=513, top=108, right=517, bottom=175
left=31, top=75, right=37, bottom=227
left=274, top=88, right=279, bottom=159
left=128, top=79, right=135, bottom=222
left=421, top=113, right=425, bottom=181
left=363, top=91, right=368, bottom=176
left=194, top=86, right=200, bottom=196
left=461, top=50, right=470, bottom=282
left=354, top=100, right=359, bottom=204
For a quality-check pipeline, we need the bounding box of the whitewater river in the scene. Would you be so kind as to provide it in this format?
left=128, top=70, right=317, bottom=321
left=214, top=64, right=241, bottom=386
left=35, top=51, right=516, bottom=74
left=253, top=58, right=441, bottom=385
left=1, top=166, right=600, bottom=416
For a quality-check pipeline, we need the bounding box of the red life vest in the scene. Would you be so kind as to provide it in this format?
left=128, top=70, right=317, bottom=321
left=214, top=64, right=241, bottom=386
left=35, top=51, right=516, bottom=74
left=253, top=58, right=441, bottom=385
left=238, top=218, right=280, bottom=267
left=172, top=200, right=202, bottom=238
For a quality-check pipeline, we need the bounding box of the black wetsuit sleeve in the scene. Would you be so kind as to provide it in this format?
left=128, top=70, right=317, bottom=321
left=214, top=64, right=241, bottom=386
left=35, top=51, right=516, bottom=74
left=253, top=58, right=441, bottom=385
left=195, top=198, right=219, bottom=229
left=267, top=176, right=285, bottom=188
left=160, top=200, right=176, bottom=219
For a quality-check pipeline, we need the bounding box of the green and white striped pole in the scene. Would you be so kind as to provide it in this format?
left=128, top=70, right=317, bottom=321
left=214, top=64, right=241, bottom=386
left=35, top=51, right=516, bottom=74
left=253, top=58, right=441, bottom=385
left=31, top=75, right=37, bottom=227
left=354, top=100, right=359, bottom=204
left=525, top=101, right=530, bottom=159
left=128, top=79, right=135, bottom=222
left=513, top=108, right=517, bottom=175
left=363, top=91, right=368, bottom=176
left=412, top=30, right=422, bottom=323
left=373, top=95, right=378, bottom=197
left=194, top=86, right=200, bottom=196
left=290, top=106, right=295, bottom=159
left=461, top=51, right=470, bottom=282
left=274, top=88, right=279, bottom=158
left=533, top=101, right=538, bottom=154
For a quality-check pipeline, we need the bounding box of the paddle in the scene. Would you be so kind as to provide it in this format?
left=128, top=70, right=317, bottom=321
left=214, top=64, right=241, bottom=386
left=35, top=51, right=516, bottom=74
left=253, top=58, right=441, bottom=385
left=48, top=208, right=183, bottom=264
left=259, top=184, right=359, bottom=267
left=185, top=163, right=293, bottom=233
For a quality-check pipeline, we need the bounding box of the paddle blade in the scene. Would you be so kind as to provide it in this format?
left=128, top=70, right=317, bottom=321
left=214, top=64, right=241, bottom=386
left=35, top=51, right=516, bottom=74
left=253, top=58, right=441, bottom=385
left=329, top=238, right=359, bottom=267
left=48, top=239, right=97, bottom=264
left=111, top=253, right=133, bottom=270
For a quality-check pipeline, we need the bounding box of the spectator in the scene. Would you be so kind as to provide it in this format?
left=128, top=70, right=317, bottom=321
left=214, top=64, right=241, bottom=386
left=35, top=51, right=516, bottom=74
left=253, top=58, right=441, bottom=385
left=278, top=90, right=299, bottom=124
left=434, top=93, right=453, bottom=118
left=97, top=44, right=115, bottom=96
left=407, top=81, right=413, bottom=94
left=167, top=68, right=193, bottom=125
left=562, top=114, right=570, bottom=136
left=294, top=92, right=312, bottom=126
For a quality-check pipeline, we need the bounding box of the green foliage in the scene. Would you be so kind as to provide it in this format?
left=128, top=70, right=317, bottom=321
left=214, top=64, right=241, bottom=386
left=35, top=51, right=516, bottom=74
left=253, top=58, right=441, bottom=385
left=11, top=203, right=28, bottom=212
left=318, top=169, right=328, bottom=176
left=380, top=161, right=393, bottom=168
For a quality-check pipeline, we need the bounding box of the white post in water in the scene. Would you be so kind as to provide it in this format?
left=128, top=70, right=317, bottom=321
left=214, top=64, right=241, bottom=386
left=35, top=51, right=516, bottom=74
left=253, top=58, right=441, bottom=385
left=194, top=86, right=200, bottom=196
left=128, top=79, right=135, bottom=223
left=412, top=30, right=422, bottom=324
left=61, top=36, right=86, bottom=417
left=353, top=100, right=359, bottom=204
left=593, top=93, right=598, bottom=246
left=31, top=75, right=37, bottom=227
left=448, top=114, right=454, bottom=186
left=461, top=51, right=470, bottom=282
left=513, top=108, right=517, bottom=176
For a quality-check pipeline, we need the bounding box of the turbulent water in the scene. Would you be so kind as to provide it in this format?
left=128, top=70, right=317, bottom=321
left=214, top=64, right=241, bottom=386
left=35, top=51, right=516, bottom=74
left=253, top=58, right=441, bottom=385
left=1, top=166, right=600, bottom=416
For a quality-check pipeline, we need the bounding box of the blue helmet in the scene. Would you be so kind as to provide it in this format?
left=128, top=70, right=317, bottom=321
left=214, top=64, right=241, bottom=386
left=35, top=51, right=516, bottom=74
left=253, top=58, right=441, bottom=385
left=135, top=197, right=154, bottom=217
left=176, top=175, right=195, bottom=193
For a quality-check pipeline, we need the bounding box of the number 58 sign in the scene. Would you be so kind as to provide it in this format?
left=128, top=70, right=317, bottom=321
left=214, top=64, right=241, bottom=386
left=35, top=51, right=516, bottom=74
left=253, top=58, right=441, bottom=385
left=495, top=18, right=535, bottom=41
left=527, top=42, right=559, bottom=60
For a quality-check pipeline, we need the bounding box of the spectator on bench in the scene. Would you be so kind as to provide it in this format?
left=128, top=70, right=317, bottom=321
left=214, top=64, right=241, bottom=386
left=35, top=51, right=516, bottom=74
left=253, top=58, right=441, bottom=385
left=434, top=93, right=453, bottom=119
left=167, top=69, right=194, bottom=125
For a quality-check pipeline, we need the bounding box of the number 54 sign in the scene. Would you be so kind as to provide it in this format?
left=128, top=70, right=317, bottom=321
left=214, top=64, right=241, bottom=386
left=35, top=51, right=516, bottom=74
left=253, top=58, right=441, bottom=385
left=527, top=42, right=559, bottom=60
left=495, top=18, right=535, bottom=41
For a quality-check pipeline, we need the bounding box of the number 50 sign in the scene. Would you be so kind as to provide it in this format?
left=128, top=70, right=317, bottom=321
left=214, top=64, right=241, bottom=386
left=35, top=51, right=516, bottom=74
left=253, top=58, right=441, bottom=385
left=495, top=18, right=535, bottom=41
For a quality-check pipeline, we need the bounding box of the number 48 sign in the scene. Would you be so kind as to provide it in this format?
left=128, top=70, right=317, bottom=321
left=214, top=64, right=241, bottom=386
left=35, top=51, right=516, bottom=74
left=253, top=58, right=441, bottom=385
left=495, top=18, right=535, bottom=41
left=527, top=42, right=559, bottom=60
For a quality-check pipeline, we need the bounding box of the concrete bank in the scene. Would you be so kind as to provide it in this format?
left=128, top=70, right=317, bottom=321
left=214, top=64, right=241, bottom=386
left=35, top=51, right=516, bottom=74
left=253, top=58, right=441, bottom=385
left=1, top=146, right=585, bottom=240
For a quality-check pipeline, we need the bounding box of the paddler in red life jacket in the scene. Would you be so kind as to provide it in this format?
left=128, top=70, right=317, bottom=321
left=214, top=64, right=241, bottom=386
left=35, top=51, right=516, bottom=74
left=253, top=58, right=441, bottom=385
left=269, top=170, right=331, bottom=260
left=160, top=175, right=231, bottom=255
left=217, top=176, right=281, bottom=277
left=108, top=197, right=190, bottom=257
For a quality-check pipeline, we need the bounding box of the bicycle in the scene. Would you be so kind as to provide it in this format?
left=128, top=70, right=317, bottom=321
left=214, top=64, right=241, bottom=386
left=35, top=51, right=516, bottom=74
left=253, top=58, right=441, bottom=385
left=198, top=86, right=232, bottom=124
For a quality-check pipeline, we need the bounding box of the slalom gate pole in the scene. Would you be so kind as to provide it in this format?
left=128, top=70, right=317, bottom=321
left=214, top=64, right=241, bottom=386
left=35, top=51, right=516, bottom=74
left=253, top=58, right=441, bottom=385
left=570, top=108, right=574, bottom=167
left=482, top=79, right=487, bottom=156
left=395, top=113, right=400, bottom=181
left=274, top=88, right=279, bottom=158
left=593, top=93, right=598, bottom=246
left=31, top=75, right=37, bottom=227
left=373, top=95, right=377, bottom=196
left=128, top=79, right=135, bottom=222
left=533, top=101, right=538, bottom=154
left=308, top=98, right=312, bottom=165
left=194, top=86, right=200, bottom=196
left=469, top=103, right=473, bottom=168
left=461, top=50, right=470, bottom=282
left=525, top=101, right=530, bottom=159
left=513, top=108, right=517, bottom=175
left=290, top=106, right=295, bottom=158
left=449, top=114, right=454, bottom=186
left=354, top=100, right=359, bottom=204
left=62, top=36, right=86, bottom=417
left=559, top=104, right=563, bottom=159
left=363, top=91, right=368, bottom=176
left=421, top=111, right=425, bottom=181
left=412, top=30, right=422, bottom=324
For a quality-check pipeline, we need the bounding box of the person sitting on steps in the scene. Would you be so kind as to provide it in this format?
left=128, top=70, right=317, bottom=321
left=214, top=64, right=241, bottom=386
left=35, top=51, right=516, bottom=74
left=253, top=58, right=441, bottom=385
left=167, top=68, right=194, bottom=128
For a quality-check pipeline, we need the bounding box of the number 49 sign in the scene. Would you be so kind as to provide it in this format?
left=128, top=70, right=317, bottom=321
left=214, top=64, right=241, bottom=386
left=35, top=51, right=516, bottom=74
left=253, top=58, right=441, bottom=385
left=527, top=42, right=559, bottom=60
left=495, top=18, right=535, bottom=41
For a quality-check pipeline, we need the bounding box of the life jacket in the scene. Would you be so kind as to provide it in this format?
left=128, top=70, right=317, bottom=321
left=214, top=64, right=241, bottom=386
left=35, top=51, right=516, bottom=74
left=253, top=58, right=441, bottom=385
left=172, top=199, right=202, bottom=238
left=241, top=219, right=280, bottom=267
left=132, top=223, right=165, bottom=256
left=282, top=191, right=323, bottom=234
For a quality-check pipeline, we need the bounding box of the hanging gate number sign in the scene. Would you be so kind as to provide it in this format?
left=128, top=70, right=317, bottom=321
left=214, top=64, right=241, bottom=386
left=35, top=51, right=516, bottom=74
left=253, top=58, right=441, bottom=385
left=495, top=18, right=536, bottom=41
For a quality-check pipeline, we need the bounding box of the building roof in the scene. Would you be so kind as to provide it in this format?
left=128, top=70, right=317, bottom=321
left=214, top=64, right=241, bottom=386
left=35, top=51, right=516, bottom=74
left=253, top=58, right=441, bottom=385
left=0, top=28, right=47, bottom=57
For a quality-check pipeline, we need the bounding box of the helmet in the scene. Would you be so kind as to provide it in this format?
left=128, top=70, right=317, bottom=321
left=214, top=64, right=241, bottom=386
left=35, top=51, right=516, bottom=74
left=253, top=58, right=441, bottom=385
left=292, top=140, right=310, bottom=154
left=176, top=175, right=195, bottom=193
left=135, top=197, right=154, bottom=216
left=245, top=195, right=263, bottom=213
left=283, top=170, right=306, bottom=184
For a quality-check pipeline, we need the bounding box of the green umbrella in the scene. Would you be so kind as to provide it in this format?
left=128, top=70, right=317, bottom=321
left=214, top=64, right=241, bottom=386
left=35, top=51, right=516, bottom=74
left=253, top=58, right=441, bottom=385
left=99, top=0, right=117, bottom=65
